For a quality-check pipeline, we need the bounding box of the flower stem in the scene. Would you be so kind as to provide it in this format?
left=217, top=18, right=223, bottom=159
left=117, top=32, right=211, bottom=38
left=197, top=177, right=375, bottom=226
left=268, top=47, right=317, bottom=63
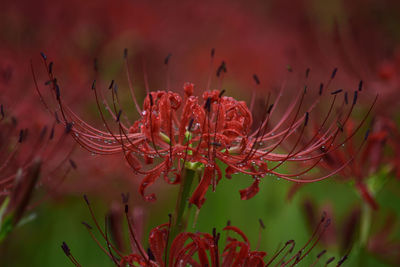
left=166, top=167, right=198, bottom=264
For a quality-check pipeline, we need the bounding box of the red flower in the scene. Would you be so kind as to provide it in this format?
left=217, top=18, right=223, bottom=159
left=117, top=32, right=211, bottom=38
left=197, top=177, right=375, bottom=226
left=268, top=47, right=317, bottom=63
left=35, top=53, right=375, bottom=208
left=62, top=197, right=345, bottom=267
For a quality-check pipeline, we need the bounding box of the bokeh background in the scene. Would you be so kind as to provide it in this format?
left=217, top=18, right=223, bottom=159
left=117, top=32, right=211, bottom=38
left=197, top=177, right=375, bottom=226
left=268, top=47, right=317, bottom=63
left=1, top=0, right=400, bottom=266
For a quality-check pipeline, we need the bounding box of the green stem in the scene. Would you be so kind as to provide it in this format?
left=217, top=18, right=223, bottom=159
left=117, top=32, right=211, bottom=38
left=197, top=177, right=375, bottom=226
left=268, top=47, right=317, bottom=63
left=359, top=201, right=372, bottom=247
left=165, top=167, right=198, bottom=265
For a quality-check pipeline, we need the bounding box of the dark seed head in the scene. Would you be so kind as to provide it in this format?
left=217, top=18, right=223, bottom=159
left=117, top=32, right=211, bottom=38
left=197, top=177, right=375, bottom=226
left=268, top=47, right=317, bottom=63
left=319, top=83, right=324, bottom=95
left=91, top=80, right=96, bottom=90
left=211, top=48, right=215, bottom=58
left=358, top=80, right=363, bottom=91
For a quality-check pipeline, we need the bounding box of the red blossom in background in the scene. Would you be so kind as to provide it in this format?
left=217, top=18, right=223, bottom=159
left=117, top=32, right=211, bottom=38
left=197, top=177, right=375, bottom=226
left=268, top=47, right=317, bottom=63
left=34, top=52, right=377, bottom=208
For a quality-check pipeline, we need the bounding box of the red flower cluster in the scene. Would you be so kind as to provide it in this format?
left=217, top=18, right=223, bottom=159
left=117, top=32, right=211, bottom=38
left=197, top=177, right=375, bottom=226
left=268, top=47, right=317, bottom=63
left=62, top=197, right=345, bottom=267
left=34, top=53, right=376, bottom=208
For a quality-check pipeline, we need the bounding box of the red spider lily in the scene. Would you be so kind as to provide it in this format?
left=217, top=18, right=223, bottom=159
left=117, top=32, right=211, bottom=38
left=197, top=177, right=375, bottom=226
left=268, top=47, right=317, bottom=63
left=0, top=105, right=76, bottom=240
left=62, top=196, right=346, bottom=267
left=34, top=52, right=376, bottom=208
left=305, top=117, right=398, bottom=210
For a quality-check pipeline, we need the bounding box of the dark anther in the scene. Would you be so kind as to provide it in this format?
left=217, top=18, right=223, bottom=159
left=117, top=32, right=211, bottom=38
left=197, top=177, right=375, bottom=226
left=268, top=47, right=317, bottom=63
left=1, top=104, right=4, bottom=119
left=226, top=220, right=231, bottom=226
left=116, top=110, right=122, bottom=122
left=149, top=94, right=154, bottom=106
left=121, top=192, right=130, bottom=204
left=48, top=62, right=53, bottom=74
left=344, top=92, right=348, bottom=105
left=326, top=257, right=335, bottom=264
left=331, top=68, right=338, bottom=79
left=358, top=80, right=363, bottom=91
left=82, top=221, right=92, bottom=229
left=124, top=204, right=129, bottom=213
left=61, top=242, right=70, bottom=256
left=216, top=61, right=227, bottom=77
left=40, top=125, right=48, bottom=139
left=55, top=84, right=61, bottom=100
left=331, top=89, right=343, bottom=95
left=305, top=68, right=310, bottom=78
left=69, top=159, right=77, bottom=169
left=253, top=74, right=260, bottom=85
left=267, top=104, right=274, bottom=114
left=211, top=48, right=215, bottom=58
left=40, top=52, right=47, bottom=60
left=337, top=255, right=348, bottom=266
left=123, top=48, right=128, bottom=59
left=364, top=129, right=370, bottom=141
left=49, top=126, right=55, bottom=140
left=204, top=97, right=212, bottom=112
left=18, top=129, right=24, bottom=143
left=91, top=80, right=96, bottom=90
left=219, top=89, right=226, bottom=98
left=83, top=194, right=90, bottom=205
left=319, top=83, right=324, bottom=95
left=108, top=80, right=114, bottom=90
left=187, top=118, right=194, bottom=132
left=164, top=53, right=172, bottom=65
left=258, top=218, right=265, bottom=229
left=352, top=91, right=358, bottom=105
left=304, top=85, right=307, bottom=94
left=65, top=122, right=73, bottom=133
left=321, top=211, right=327, bottom=222
left=317, top=250, right=326, bottom=258
left=304, top=112, right=309, bottom=126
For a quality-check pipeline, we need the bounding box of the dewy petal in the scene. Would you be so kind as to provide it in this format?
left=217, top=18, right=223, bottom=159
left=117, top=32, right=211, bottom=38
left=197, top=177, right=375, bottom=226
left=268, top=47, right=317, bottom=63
left=189, top=165, right=214, bottom=208
left=139, top=162, right=166, bottom=202
left=239, top=178, right=260, bottom=200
